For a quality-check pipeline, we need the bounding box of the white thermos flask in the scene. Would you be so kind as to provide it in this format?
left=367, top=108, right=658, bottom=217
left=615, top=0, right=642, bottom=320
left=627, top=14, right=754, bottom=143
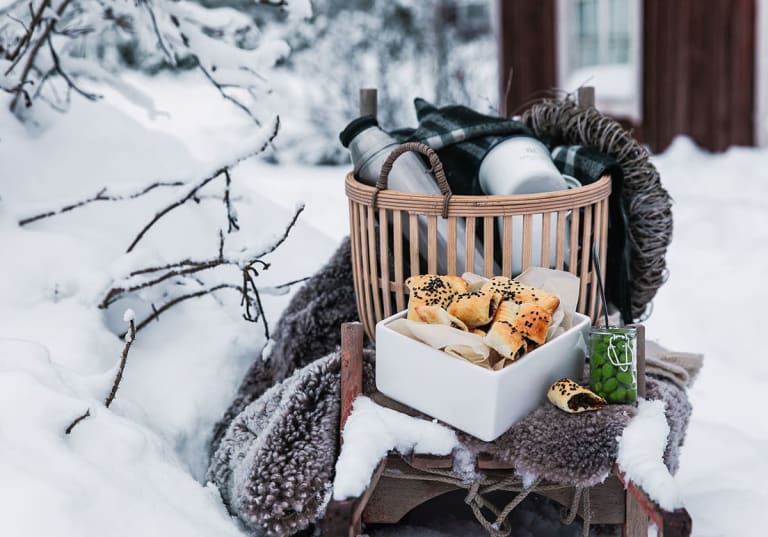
left=478, top=135, right=569, bottom=274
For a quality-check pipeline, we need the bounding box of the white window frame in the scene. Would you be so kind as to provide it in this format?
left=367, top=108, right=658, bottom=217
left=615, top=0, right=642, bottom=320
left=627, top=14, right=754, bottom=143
left=757, top=0, right=768, bottom=146
left=556, top=0, right=643, bottom=122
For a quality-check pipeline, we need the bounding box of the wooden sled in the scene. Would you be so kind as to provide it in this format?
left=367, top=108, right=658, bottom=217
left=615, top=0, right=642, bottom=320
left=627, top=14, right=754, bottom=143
left=322, top=322, right=692, bottom=537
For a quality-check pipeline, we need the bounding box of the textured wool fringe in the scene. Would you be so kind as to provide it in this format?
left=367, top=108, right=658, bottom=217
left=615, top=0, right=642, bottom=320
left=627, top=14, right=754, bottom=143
left=523, top=98, right=673, bottom=320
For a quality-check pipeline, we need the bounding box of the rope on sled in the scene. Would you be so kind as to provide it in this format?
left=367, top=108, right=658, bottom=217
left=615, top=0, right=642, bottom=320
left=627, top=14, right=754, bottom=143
left=385, top=455, right=591, bottom=537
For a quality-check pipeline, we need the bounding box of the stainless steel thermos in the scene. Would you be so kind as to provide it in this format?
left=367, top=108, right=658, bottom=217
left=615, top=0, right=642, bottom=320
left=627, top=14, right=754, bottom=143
left=341, top=116, right=488, bottom=275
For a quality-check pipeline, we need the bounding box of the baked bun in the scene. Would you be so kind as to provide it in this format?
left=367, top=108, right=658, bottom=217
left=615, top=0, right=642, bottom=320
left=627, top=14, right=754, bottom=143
left=447, top=289, right=502, bottom=328
left=483, top=320, right=526, bottom=362
left=491, top=300, right=553, bottom=349
left=547, top=379, right=607, bottom=413
left=405, top=275, right=468, bottom=322
left=483, top=276, right=560, bottom=314
left=413, top=305, right=469, bottom=332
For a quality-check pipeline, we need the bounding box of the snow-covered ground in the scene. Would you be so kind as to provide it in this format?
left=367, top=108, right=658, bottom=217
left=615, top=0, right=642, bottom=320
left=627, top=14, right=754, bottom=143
left=1, top=74, right=766, bottom=537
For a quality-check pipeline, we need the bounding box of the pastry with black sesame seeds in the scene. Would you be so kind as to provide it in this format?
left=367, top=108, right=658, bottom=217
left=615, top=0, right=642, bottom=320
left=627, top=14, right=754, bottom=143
left=413, top=305, right=469, bottom=331
left=447, top=288, right=502, bottom=328
left=482, top=320, right=526, bottom=362
left=491, top=300, right=552, bottom=348
left=405, top=274, right=468, bottom=321
left=547, top=379, right=606, bottom=413
left=483, top=276, right=560, bottom=314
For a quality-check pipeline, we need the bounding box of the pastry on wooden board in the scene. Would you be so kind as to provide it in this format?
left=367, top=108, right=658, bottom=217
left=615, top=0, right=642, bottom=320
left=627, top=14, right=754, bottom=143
left=405, top=275, right=469, bottom=321
left=547, top=379, right=607, bottom=413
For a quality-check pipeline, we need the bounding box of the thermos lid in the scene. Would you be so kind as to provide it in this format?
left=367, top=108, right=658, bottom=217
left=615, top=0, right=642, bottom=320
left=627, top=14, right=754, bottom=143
left=339, top=115, right=379, bottom=148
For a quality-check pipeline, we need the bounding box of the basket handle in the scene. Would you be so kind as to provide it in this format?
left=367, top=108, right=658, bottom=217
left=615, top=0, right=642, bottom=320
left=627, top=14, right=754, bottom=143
left=372, top=142, right=453, bottom=218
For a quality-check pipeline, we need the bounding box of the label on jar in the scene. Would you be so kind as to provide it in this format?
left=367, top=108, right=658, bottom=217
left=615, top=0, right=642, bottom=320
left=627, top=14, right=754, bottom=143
left=606, top=333, right=634, bottom=372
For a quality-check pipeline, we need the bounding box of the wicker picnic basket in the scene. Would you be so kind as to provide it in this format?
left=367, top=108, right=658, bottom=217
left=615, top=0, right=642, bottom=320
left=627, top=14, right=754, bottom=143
left=346, top=141, right=611, bottom=340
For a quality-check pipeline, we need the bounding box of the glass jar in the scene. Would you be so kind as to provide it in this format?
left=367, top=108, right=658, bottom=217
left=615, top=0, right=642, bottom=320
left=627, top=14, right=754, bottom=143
left=589, top=327, right=637, bottom=404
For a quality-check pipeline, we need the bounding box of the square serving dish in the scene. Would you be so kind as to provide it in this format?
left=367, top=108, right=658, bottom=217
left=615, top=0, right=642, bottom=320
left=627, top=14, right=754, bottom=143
left=375, top=310, right=591, bottom=442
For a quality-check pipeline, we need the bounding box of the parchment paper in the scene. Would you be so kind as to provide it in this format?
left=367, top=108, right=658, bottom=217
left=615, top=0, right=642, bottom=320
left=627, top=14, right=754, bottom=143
left=388, top=268, right=580, bottom=370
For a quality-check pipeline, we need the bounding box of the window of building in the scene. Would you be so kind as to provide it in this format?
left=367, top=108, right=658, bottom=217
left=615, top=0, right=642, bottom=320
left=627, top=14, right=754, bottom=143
left=557, top=0, right=641, bottom=121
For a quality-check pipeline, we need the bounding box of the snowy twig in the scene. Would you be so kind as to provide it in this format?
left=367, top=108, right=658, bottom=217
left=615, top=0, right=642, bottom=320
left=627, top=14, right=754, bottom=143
left=46, top=35, right=102, bottom=101
left=124, top=119, right=279, bottom=252
left=18, top=181, right=186, bottom=226
left=126, top=283, right=238, bottom=337
left=241, top=266, right=269, bottom=338
left=125, top=168, right=226, bottom=253
left=103, top=204, right=305, bottom=338
left=0, top=80, right=31, bottom=107
left=197, top=62, right=261, bottom=125
left=65, top=315, right=136, bottom=434
left=64, top=409, right=90, bottom=434
left=9, top=0, right=73, bottom=113
left=254, top=202, right=304, bottom=257
left=223, top=169, right=239, bottom=233
left=99, top=258, right=224, bottom=309
left=140, top=0, right=176, bottom=66
left=3, top=0, right=50, bottom=73
left=105, top=315, right=136, bottom=408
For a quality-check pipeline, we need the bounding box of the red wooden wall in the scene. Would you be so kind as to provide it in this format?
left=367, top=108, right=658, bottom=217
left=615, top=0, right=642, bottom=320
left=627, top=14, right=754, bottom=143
left=642, top=0, right=755, bottom=152
left=498, top=0, right=757, bottom=152
left=497, top=0, right=557, bottom=117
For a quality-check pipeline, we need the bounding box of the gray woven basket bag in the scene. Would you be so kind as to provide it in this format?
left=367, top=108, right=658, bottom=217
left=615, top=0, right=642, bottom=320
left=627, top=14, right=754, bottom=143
left=523, top=98, right=673, bottom=320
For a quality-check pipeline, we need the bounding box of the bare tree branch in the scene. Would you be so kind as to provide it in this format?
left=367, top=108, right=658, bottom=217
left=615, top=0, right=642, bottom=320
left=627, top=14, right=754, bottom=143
left=126, top=283, right=239, bottom=337
left=105, top=317, right=136, bottom=408
left=4, top=0, right=50, bottom=70
left=64, top=409, right=89, bottom=434
left=125, top=168, right=225, bottom=253
left=197, top=62, right=261, bottom=125
left=65, top=316, right=136, bottom=434
left=19, top=181, right=185, bottom=226
left=47, top=35, right=102, bottom=100
left=140, top=0, right=176, bottom=66
left=253, top=202, right=305, bottom=258
left=241, top=267, right=269, bottom=338
left=9, top=0, right=73, bottom=113
left=100, top=204, right=304, bottom=309
left=223, top=169, right=239, bottom=233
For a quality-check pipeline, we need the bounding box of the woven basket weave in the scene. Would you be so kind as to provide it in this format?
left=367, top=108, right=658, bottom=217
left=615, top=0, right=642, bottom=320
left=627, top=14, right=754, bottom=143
left=346, top=142, right=611, bottom=340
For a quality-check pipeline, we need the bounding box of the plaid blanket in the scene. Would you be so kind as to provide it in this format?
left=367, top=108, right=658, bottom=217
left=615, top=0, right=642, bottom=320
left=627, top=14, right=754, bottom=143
left=392, top=98, right=533, bottom=194
left=552, top=145, right=633, bottom=322
left=391, top=99, right=632, bottom=322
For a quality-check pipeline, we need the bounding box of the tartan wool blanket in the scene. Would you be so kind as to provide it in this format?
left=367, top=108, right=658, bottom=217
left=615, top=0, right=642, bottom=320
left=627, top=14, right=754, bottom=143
left=394, top=99, right=633, bottom=322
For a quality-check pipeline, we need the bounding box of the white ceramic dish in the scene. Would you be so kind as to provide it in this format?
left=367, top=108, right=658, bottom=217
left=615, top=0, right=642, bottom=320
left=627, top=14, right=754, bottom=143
left=375, top=310, right=591, bottom=442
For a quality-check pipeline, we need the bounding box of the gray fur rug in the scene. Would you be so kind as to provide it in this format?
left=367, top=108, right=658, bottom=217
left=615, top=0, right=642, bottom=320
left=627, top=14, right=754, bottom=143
left=208, top=238, right=692, bottom=536
left=210, top=238, right=361, bottom=458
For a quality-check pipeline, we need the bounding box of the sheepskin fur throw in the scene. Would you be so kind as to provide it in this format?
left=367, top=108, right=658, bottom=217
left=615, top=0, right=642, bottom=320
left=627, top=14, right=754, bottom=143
left=209, top=237, right=361, bottom=457
left=209, top=350, right=375, bottom=537
left=208, top=238, right=692, bottom=537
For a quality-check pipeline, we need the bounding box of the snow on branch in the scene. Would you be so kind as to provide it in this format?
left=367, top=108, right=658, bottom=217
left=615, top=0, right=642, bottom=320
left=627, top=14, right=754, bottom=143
left=19, top=181, right=185, bottom=226
left=65, top=313, right=136, bottom=434
left=15, top=116, right=292, bottom=340
left=107, top=203, right=306, bottom=340
left=1, top=0, right=307, bottom=120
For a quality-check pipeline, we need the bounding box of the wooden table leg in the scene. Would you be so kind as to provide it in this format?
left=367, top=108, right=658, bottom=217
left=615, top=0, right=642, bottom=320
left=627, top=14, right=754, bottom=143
left=617, top=470, right=692, bottom=537
left=340, top=322, right=364, bottom=435
left=624, top=487, right=650, bottom=537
